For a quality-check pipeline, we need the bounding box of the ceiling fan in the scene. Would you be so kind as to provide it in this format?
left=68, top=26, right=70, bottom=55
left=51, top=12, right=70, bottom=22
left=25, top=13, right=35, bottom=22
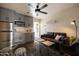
left=28, top=3, right=48, bottom=16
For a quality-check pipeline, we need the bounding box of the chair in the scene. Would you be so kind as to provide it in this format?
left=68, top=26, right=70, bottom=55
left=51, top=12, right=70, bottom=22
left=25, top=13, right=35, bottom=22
left=0, top=47, right=11, bottom=56
left=14, top=47, right=27, bottom=56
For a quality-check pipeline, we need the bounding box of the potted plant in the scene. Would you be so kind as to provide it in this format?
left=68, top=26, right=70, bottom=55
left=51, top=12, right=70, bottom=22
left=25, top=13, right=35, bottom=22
left=70, top=36, right=77, bottom=46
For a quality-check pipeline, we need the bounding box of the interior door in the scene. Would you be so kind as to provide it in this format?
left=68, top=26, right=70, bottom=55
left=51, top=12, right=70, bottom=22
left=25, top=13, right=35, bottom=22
left=34, top=22, right=40, bottom=40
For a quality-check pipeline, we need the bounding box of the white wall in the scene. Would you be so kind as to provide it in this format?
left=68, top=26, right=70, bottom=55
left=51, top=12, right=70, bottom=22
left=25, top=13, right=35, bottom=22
left=40, top=22, right=47, bottom=35
left=41, top=5, right=79, bottom=37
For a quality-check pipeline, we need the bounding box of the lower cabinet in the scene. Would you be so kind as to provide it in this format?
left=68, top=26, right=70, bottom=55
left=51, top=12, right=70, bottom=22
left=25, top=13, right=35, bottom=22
left=13, top=32, right=26, bottom=46
left=13, top=32, right=34, bottom=47
left=25, top=33, right=34, bottom=43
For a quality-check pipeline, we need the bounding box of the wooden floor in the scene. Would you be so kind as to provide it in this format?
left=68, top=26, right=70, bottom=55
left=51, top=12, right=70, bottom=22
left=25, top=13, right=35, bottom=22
left=0, top=40, right=66, bottom=56
left=14, top=40, right=64, bottom=56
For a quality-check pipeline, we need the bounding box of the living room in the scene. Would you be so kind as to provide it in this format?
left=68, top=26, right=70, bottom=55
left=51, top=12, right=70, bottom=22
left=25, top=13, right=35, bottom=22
left=0, top=3, right=79, bottom=56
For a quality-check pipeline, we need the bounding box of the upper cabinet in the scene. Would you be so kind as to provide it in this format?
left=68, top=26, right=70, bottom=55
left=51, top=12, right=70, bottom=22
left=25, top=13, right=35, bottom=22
left=14, top=12, right=24, bottom=22
left=0, top=7, right=15, bottom=22
left=14, top=12, right=25, bottom=27
left=24, top=15, right=33, bottom=27
left=24, top=15, right=28, bottom=27
left=0, top=7, right=33, bottom=27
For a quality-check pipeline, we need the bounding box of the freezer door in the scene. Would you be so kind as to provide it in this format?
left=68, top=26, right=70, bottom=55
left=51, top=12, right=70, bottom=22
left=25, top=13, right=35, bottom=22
left=0, top=32, right=10, bottom=49
left=0, top=21, right=10, bottom=31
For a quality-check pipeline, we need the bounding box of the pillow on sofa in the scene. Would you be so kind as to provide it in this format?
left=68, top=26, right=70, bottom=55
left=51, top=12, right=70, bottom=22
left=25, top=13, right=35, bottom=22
left=55, top=35, right=62, bottom=41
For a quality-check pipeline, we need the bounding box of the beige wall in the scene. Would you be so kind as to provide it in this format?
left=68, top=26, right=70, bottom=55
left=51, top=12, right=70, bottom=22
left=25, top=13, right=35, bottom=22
left=41, top=5, right=79, bottom=37
left=0, top=3, right=32, bottom=16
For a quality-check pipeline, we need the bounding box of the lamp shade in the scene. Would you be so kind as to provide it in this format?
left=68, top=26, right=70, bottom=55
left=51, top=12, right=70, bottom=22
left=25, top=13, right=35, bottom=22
left=71, top=22, right=75, bottom=25
left=71, top=20, right=75, bottom=25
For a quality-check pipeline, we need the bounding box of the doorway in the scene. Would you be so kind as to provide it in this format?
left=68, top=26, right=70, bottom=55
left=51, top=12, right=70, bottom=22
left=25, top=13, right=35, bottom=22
left=34, top=22, right=40, bottom=40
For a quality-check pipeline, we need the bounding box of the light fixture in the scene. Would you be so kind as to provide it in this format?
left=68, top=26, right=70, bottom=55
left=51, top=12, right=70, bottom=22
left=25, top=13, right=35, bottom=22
left=36, top=12, right=39, bottom=16
left=71, top=21, right=75, bottom=25
left=71, top=20, right=76, bottom=25
left=71, top=20, right=78, bottom=45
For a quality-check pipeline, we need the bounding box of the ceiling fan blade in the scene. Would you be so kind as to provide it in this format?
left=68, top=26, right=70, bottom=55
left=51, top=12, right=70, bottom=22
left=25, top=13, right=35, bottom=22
left=38, top=10, right=47, bottom=14
left=40, top=4, right=48, bottom=10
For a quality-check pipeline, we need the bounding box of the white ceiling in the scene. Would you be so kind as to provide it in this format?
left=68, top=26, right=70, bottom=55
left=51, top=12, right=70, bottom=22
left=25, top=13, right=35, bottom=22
left=0, top=3, right=78, bottom=22
left=31, top=3, right=78, bottom=22
left=0, top=3, right=32, bottom=16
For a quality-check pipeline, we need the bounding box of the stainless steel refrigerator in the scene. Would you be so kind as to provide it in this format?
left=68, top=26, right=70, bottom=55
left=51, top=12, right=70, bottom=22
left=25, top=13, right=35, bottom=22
left=0, top=21, right=13, bottom=50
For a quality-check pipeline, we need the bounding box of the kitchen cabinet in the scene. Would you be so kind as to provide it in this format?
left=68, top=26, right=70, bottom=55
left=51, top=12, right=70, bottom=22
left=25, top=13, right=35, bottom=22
left=0, top=7, right=34, bottom=48
left=28, top=16, right=33, bottom=27
left=14, top=13, right=25, bottom=27
left=25, top=33, right=34, bottom=43
left=0, top=7, right=33, bottom=27
left=13, top=32, right=34, bottom=47
left=14, top=13, right=24, bottom=22
left=0, top=7, right=15, bottom=22
left=13, top=32, right=26, bottom=46
left=24, top=16, right=29, bottom=27
left=30, top=17, right=33, bottom=27
left=24, top=15, right=33, bottom=27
